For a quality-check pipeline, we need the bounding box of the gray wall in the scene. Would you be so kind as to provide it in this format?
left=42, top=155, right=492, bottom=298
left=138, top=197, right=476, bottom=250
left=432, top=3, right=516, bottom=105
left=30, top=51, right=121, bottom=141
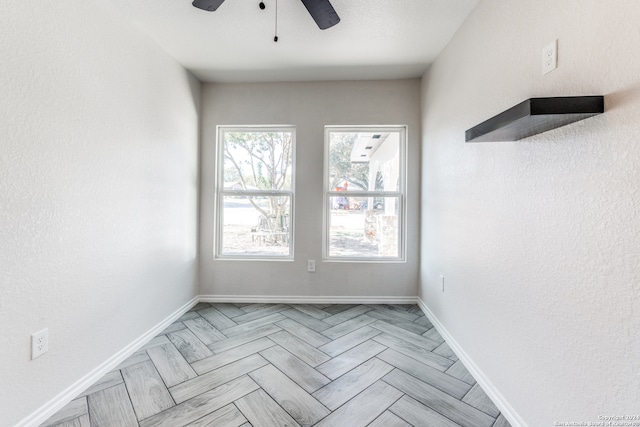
left=0, top=0, right=200, bottom=425
left=420, top=0, right=640, bottom=425
left=200, top=80, right=421, bottom=298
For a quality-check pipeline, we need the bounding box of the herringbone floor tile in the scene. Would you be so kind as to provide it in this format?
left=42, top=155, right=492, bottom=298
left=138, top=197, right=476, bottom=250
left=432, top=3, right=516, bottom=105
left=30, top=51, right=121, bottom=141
left=40, top=304, right=511, bottom=427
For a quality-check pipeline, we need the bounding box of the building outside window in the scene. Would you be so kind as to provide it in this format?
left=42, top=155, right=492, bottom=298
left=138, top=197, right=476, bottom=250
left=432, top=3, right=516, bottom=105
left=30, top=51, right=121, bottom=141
left=324, top=126, right=406, bottom=261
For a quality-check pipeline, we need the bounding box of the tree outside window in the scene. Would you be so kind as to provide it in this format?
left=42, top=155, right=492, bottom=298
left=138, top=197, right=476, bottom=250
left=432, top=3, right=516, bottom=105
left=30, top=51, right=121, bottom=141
left=216, top=127, right=294, bottom=258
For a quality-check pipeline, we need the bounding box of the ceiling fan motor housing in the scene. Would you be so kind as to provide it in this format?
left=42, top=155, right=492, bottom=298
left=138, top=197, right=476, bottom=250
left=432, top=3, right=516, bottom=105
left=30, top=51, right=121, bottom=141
left=192, top=0, right=340, bottom=31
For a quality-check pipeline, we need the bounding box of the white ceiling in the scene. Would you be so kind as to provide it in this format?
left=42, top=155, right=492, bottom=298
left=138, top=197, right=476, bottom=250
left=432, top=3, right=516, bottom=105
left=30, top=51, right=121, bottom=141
left=107, top=0, right=479, bottom=82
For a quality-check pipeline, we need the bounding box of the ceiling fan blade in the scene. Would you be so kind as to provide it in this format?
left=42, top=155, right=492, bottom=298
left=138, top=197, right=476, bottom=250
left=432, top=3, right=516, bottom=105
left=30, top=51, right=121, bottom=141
left=192, top=0, right=225, bottom=12
left=299, top=0, right=340, bottom=30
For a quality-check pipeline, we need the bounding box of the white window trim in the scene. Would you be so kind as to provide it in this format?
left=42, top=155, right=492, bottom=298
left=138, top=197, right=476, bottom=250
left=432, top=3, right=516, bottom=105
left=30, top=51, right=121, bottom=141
left=214, top=125, right=296, bottom=261
left=323, top=125, right=407, bottom=263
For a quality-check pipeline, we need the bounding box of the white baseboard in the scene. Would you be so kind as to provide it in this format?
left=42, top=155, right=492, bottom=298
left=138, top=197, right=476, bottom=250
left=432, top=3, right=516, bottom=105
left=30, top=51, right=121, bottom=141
left=199, top=294, right=419, bottom=305
left=16, top=297, right=198, bottom=427
left=416, top=298, right=528, bottom=427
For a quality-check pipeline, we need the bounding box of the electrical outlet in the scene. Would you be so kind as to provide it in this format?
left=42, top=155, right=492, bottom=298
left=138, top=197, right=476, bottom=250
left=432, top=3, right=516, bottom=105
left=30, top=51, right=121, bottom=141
left=542, top=39, right=558, bottom=75
left=307, top=260, right=316, bottom=273
left=440, top=275, right=445, bottom=292
left=31, top=328, right=49, bottom=360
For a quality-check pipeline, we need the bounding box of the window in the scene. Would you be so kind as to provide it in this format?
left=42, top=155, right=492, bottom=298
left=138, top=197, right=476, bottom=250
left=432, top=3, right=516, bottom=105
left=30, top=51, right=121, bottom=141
left=216, top=126, right=295, bottom=259
left=324, top=126, right=406, bottom=261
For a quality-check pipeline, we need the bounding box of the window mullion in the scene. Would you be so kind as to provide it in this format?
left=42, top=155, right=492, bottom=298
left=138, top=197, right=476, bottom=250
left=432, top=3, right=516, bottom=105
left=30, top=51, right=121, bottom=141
left=221, top=191, right=293, bottom=197
left=327, top=191, right=402, bottom=197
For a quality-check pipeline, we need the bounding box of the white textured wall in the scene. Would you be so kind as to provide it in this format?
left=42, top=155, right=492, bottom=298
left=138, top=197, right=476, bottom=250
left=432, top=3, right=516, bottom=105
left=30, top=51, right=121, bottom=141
left=0, top=1, right=200, bottom=425
left=200, top=80, right=421, bottom=298
left=420, top=0, right=640, bottom=425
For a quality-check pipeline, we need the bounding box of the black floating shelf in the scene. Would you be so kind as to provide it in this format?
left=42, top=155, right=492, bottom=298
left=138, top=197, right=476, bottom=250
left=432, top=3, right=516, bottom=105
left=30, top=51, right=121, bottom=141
left=465, top=96, right=604, bottom=143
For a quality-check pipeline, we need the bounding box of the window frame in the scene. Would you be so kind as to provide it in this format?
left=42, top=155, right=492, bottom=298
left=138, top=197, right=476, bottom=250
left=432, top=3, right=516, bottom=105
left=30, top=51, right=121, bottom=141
left=214, top=125, right=296, bottom=261
left=323, top=125, right=407, bottom=262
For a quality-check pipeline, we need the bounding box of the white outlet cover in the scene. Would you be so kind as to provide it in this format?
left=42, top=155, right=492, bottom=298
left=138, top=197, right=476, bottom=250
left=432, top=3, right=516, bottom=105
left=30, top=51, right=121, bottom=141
left=31, top=328, right=49, bottom=360
left=542, top=39, right=558, bottom=75
left=440, top=275, right=445, bottom=292
left=307, top=260, right=316, bottom=273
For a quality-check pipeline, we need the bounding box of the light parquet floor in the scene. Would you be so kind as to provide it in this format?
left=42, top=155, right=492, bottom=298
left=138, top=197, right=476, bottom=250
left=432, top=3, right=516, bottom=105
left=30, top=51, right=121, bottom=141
left=40, top=303, right=511, bottom=427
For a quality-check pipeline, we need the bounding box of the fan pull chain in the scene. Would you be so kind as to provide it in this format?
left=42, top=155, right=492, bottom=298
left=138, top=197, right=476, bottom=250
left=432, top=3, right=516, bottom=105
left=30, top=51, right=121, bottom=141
left=274, top=0, right=279, bottom=42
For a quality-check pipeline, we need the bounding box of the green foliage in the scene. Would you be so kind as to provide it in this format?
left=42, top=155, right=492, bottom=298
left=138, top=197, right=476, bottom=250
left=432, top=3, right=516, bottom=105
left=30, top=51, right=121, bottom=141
left=223, top=131, right=293, bottom=240
left=224, top=132, right=292, bottom=191
left=329, top=133, right=384, bottom=191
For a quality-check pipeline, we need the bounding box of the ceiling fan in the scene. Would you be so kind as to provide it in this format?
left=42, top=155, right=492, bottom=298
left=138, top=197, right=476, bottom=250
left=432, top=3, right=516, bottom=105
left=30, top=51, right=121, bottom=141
left=191, top=0, right=341, bottom=30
